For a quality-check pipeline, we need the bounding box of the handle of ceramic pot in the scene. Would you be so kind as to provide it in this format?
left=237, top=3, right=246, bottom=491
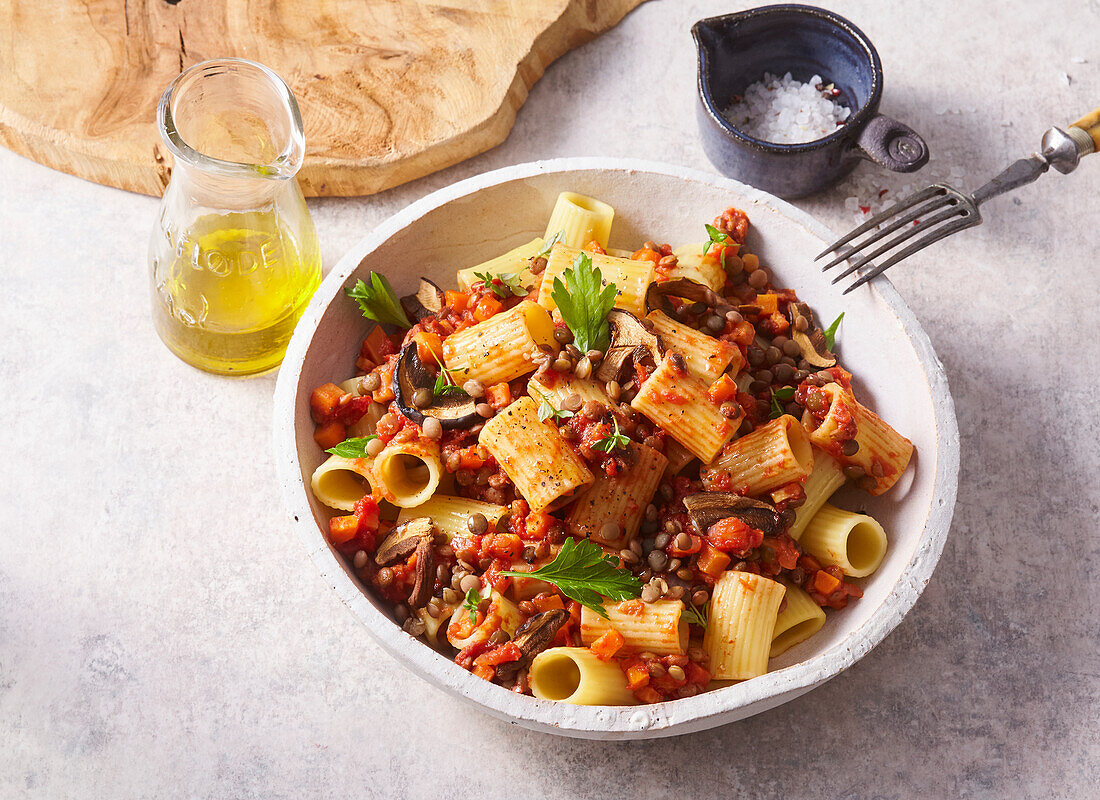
left=854, top=115, right=929, bottom=173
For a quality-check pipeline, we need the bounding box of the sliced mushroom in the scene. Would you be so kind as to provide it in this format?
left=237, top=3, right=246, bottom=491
left=682, top=492, right=783, bottom=537
left=494, top=609, right=569, bottom=684
left=375, top=517, right=435, bottom=566
left=400, top=277, right=446, bottom=323
left=407, top=535, right=435, bottom=609
left=392, top=343, right=479, bottom=429
left=595, top=309, right=666, bottom=383
left=788, top=302, right=837, bottom=368
left=645, top=277, right=730, bottom=316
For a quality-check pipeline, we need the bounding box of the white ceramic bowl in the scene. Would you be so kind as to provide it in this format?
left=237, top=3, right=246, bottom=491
left=274, top=158, right=959, bottom=739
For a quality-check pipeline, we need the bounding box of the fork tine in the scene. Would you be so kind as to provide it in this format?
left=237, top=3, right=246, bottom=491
left=818, top=195, right=957, bottom=271
left=828, top=205, right=967, bottom=284
left=815, top=185, right=947, bottom=262
left=842, top=217, right=976, bottom=294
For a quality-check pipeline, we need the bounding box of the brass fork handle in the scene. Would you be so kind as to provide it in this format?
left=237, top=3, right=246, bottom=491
left=1071, top=107, right=1100, bottom=152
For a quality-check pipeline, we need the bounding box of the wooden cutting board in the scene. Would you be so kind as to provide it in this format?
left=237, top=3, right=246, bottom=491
left=0, top=0, right=645, bottom=197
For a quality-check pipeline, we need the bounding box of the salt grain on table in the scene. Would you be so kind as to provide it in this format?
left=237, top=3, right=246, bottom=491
left=723, top=72, right=851, bottom=144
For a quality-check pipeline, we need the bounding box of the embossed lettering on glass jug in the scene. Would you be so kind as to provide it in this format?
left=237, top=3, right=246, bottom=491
left=148, top=59, right=320, bottom=375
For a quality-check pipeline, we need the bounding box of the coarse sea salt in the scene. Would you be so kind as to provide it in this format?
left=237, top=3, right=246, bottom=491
left=723, top=72, right=851, bottom=144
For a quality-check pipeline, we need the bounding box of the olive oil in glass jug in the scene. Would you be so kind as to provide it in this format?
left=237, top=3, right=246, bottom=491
left=149, top=59, right=320, bottom=375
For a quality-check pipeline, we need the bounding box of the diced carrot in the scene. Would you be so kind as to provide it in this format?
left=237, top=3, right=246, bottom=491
left=313, top=420, right=346, bottom=450
left=328, top=514, right=359, bottom=545
left=372, top=361, right=396, bottom=403
left=413, top=330, right=444, bottom=365
left=706, top=374, right=738, bottom=404
left=532, top=594, right=565, bottom=613
left=473, top=295, right=503, bottom=322
left=813, top=570, right=842, bottom=595
left=456, top=446, right=485, bottom=470
left=484, top=382, right=512, bottom=410
left=668, top=533, right=703, bottom=558
left=445, top=290, right=469, bottom=313
left=631, top=247, right=660, bottom=263
left=625, top=662, right=651, bottom=690
left=362, top=326, right=392, bottom=364
left=756, top=293, right=779, bottom=315
left=472, top=664, right=495, bottom=681
left=634, top=686, right=662, bottom=704
left=583, top=240, right=606, bottom=255
left=309, top=382, right=345, bottom=422
left=697, top=541, right=732, bottom=578
left=730, top=320, right=755, bottom=346
left=523, top=511, right=553, bottom=541
left=590, top=629, right=625, bottom=661
left=487, top=533, right=523, bottom=559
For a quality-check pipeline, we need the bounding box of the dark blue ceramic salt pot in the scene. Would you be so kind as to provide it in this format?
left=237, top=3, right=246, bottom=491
left=693, top=5, right=928, bottom=199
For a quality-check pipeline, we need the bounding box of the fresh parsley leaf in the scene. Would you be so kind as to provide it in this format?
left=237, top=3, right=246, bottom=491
left=531, top=386, right=574, bottom=424
left=426, top=347, right=468, bottom=399
left=591, top=415, right=630, bottom=453
left=500, top=537, right=641, bottom=619
left=768, top=386, right=796, bottom=420
left=704, top=223, right=730, bottom=259
left=823, top=312, right=845, bottom=350
left=345, top=273, right=412, bottom=328
left=473, top=270, right=526, bottom=299
left=461, top=587, right=481, bottom=624
left=433, top=372, right=467, bottom=398
left=325, top=436, right=378, bottom=458
left=535, top=230, right=565, bottom=259
left=683, top=601, right=708, bottom=628
left=550, top=253, right=617, bottom=354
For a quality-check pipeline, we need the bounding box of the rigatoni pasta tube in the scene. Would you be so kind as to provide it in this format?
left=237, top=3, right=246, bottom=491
left=646, top=310, right=745, bottom=382
left=442, top=300, right=557, bottom=387
left=663, top=439, right=696, bottom=475
left=566, top=442, right=667, bottom=548
left=701, top=415, right=813, bottom=495
left=528, top=371, right=608, bottom=408
left=799, top=503, right=888, bottom=578
left=670, top=244, right=727, bottom=291
left=446, top=589, right=522, bottom=650
left=789, top=448, right=846, bottom=541
left=802, top=382, right=914, bottom=496
left=529, top=647, right=636, bottom=705
left=537, top=244, right=654, bottom=318
left=310, top=454, right=373, bottom=511
left=456, top=238, right=544, bottom=293
left=544, top=192, right=615, bottom=250
left=770, top=581, right=826, bottom=658
left=478, top=396, right=594, bottom=512
left=579, top=600, right=688, bottom=655
left=370, top=438, right=442, bottom=508
left=704, top=571, right=786, bottom=680
left=631, top=355, right=736, bottom=463
left=396, top=495, right=508, bottom=541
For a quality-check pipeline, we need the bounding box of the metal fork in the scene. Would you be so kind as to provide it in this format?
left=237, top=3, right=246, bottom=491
left=818, top=108, right=1100, bottom=293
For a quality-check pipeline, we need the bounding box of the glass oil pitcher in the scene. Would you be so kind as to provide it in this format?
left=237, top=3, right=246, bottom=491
left=149, top=58, right=321, bottom=375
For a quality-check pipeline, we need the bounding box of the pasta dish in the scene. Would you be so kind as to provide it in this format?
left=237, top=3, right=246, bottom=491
left=306, top=192, right=913, bottom=705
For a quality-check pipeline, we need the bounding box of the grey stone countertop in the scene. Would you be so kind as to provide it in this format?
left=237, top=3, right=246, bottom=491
left=1, top=1, right=1097, bottom=797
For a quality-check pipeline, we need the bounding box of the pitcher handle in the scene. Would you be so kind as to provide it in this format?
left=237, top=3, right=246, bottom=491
left=854, top=115, right=929, bottom=173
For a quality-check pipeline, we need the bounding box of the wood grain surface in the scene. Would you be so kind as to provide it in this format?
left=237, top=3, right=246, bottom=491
left=0, top=0, right=645, bottom=197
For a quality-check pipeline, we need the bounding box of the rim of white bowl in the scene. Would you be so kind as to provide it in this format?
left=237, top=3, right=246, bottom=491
left=273, top=157, right=959, bottom=739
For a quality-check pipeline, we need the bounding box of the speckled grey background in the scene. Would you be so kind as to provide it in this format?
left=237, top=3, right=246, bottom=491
left=1, top=1, right=1097, bottom=797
